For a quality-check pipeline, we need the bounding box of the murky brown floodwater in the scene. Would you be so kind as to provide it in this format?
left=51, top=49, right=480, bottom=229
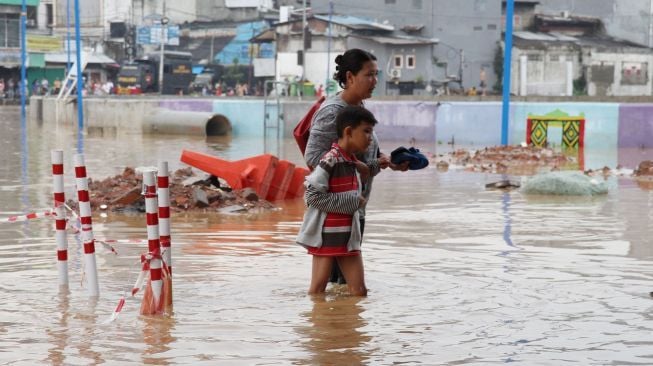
left=2, top=106, right=653, bottom=365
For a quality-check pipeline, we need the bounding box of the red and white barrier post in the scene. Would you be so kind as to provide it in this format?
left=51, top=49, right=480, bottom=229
left=141, top=170, right=164, bottom=314
left=157, top=161, right=172, bottom=276
left=51, top=149, right=68, bottom=288
left=73, top=153, right=100, bottom=297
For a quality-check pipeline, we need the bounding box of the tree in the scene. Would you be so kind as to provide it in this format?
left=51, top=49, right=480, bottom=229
left=492, top=43, right=503, bottom=93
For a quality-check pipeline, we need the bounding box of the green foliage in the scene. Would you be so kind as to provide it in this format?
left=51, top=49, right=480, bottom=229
left=573, top=71, right=587, bottom=96
left=223, top=62, right=247, bottom=86
left=493, top=44, right=503, bottom=92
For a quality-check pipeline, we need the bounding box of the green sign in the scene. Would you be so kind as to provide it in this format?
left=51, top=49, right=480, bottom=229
left=0, top=0, right=40, bottom=6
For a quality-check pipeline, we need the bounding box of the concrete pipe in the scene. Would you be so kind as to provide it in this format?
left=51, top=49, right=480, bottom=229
left=143, top=110, right=232, bottom=136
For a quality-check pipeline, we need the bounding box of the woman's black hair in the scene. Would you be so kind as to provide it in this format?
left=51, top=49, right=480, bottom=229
left=333, top=49, right=377, bottom=89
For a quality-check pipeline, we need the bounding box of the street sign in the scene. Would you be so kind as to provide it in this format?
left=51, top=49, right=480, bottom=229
left=136, top=25, right=180, bottom=46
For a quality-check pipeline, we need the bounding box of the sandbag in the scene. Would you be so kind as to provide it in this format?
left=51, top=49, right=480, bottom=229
left=521, top=171, right=612, bottom=196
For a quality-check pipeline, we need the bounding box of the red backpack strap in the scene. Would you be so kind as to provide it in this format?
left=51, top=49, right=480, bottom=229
left=294, top=96, right=327, bottom=156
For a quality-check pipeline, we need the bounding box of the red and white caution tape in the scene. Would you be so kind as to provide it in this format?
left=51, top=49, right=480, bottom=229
left=0, top=209, right=54, bottom=223
left=103, top=296, right=126, bottom=324
left=132, top=250, right=159, bottom=296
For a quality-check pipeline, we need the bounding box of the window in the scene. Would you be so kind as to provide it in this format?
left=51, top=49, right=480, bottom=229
left=406, top=55, right=416, bottom=69
left=0, top=14, right=19, bottom=48
left=412, top=0, right=422, bottom=9
left=46, top=4, right=53, bottom=26
left=487, top=24, right=497, bottom=30
left=549, top=54, right=559, bottom=62
left=621, top=62, right=648, bottom=85
left=393, top=55, right=403, bottom=68
left=527, top=54, right=542, bottom=61
left=385, top=0, right=396, bottom=4
left=473, top=26, right=483, bottom=31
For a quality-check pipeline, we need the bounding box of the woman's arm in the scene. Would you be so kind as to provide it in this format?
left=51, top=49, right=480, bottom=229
left=304, top=105, right=340, bottom=169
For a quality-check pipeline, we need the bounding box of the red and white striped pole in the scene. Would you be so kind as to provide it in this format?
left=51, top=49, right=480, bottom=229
left=157, top=161, right=172, bottom=276
left=51, top=149, right=68, bottom=288
left=143, top=170, right=163, bottom=310
left=73, top=153, right=100, bottom=297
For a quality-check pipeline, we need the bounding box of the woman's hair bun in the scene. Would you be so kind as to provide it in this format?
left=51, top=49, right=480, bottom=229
left=334, top=55, right=343, bottom=65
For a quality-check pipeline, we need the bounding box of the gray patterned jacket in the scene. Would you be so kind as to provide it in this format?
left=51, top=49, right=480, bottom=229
left=304, top=93, right=381, bottom=219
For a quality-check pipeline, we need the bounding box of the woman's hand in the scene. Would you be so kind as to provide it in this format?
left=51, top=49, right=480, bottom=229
left=355, top=160, right=370, bottom=182
left=390, top=161, right=410, bottom=171
left=379, top=153, right=409, bottom=171
left=379, top=154, right=391, bottom=169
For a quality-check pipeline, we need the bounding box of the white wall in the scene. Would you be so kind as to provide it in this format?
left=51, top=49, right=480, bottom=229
left=587, top=52, right=653, bottom=96
left=277, top=51, right=338, bottom=87
left=512, top=48, right=579, bottom=96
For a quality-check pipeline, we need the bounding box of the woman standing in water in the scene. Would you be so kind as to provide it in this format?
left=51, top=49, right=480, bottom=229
left=304, top=48, right=408, bottom=286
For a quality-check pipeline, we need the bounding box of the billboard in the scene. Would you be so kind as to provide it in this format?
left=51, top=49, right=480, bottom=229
left=137, top=25, right=180, bottom=46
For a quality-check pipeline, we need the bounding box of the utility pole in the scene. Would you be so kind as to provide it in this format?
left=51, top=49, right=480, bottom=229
left=210, top=34, right=214, bottom=65
left=158, top=0, right=167, bottom=94
left=300, top=0, right=306, bottom=99
left=325, top=0, right=333, bottom=96
left=459, top=48, right=464, bottom=88
left=649, top=0, right=653, bottom=48
left=501, top=0, right=515, bottom=146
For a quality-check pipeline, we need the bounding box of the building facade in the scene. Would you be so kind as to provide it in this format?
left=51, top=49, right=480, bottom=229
left=310, top=0, right=502, bottom=92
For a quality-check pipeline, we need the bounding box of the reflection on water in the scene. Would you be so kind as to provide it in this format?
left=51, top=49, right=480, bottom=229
left=1, top=108, right=653, bottom=364
left=142, top=316, right=177, bottom=365
left=45, top=291, right=70, bottom=366
left=297, top=295, right=371, bottom=365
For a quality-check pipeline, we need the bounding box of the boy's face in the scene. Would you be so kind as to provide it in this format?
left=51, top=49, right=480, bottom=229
left=348, top=121, right=374, bottom=153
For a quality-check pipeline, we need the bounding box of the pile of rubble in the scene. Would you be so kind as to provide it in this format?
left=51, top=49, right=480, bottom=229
left=66, top=167, right=277, bottom=214
left=431, top=145, right=577, bottom=175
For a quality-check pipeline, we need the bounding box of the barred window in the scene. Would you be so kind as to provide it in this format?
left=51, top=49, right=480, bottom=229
left=406, top=55, right=416, bottom=69
left=621, top=62, right=648, bottom=85
left=0, top=14, right=20, bottom=48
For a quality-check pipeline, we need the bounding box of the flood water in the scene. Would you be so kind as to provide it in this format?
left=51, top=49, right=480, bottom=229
left=2, top=106, right=653, bottom=365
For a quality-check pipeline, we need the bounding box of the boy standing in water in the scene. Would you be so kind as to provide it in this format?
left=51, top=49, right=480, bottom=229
left=297, top=106, right=377, bottom=297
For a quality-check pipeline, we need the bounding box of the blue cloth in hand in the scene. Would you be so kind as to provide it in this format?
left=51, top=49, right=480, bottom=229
left=390, top=146, right=429, bottom=170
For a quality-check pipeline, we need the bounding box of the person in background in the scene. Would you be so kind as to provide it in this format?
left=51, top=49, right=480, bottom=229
left=479, top=66, right=487, bottom=96
left=41, top=77, right=49, bottom=96
left=304, top=48, right=409, bottom=285
left=31, top=79, right=40, bottom=96
left=7, top=78, right=15, bottom=99
left=53, top=78, right=61, bottom=95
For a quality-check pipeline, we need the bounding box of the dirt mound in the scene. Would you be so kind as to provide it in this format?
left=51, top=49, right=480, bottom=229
left=432, top=145, right=576, bottom=175
left=66, top=167, right=276, bottom=213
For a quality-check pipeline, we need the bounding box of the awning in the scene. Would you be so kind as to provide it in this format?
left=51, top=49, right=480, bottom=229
left=45, top=52, right=117, bottom=65
left=28, top=52, right=45, bottom=68
left=0, top=49, right=21, bottom=67
left=0, top=0, right=40, bottom=6
left=350, top=34, right=438, bottom=45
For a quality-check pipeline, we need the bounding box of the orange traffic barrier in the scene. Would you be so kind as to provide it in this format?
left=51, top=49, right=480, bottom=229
left=266, top=160, right=295, bottom=201
left=180, top=150, right=249, bottom=189
left=286, top=167, right=309, bottom=199
left=228, top=154, right=278, bottom=199
left=180, top=150, right=307, bottom=200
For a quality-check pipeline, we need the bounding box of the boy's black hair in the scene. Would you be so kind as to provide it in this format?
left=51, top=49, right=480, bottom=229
left=335, top=105, right=378, bottom=138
